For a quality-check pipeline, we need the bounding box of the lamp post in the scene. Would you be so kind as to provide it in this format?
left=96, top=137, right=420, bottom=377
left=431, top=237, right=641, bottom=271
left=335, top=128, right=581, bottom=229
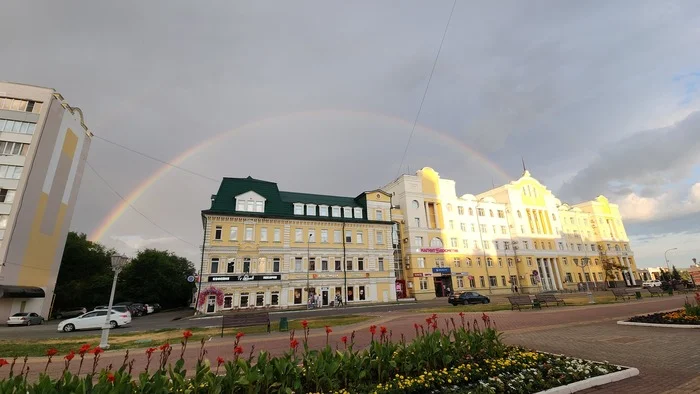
left=574, top=257, right=595, bottom=304
left=474, top=198, right=492, bottom=294
left=99, top=254, right=129, bottom=349
left=664, top=247, right=677, bottom=283
left=307, top=233, right=313, bottom=309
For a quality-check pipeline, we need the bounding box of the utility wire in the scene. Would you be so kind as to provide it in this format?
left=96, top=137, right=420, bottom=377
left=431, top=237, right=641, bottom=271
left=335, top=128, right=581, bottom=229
left=85, top=160, right=198, bottom=248
left=92, top=134, right=219, bottom=183
left=396, top=0, right=457, bottom=177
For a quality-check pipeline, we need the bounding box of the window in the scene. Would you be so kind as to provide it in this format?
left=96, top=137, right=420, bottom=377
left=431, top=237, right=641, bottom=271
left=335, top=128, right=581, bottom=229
left=259, top=228, right=267, bottom=242
left=430, top=237, right=443, bottom=247
left=358, top=258, right=364, bottom=271
left=414, top=217, right=420, bottom=227
left=494, top=241, right=499, bottom=250
left=254, top=292, right=264, bottom=307
left=468, top=207, right=474, bottom=215
left=558, top=242, right=564, bottom=250
left=320, top=229, right=328, bottom=243
left=332, top=206, right=341, bottom=217
left=378, top=257, right=384, bottom=271
left=453, top=257, right=460, bottom=267
left=470, top=224, right=476, bottom=232
left=419, top=278, right=428, bottom=290
left=309, top=257, right=316, bottom=271
left=565, top=272, right=573, bottom=283
left=345, top=230, right=352, bottom=243
left=489, top=276, right=497, bottom=286
left=0, top=189, right=15, bottom=204
left=414, top=236, right=423, bottom=246
left=227, top=260, right=235, bottom=273
left=480, top=276, right=486, bottom=287
left=347, top=287, right=354, bottom=301
left=271, top=292, right=279, bottom=306
left=523, top=241, right=529, bottom=249
left=343, top=207, right=352, bottom=217
left=274, top=228, right=281, bottom=242
left=295, top=229, right=302, bottom=242
left=0, top=141, right=25, bottom=156
left=306, top=204, right=316, bottom=216
left=210, top=258, right=219, bottom=273
left=473, top=240, right=479, bottom=249
left=255, top=201, right=263, bottom=212
left=308, top=229, right=316, bottom=243
left=353, top=207, right=363, bottom=218
left=359, top=286, right=366, bottom=301
left=294, top=204, right=304, bottom=215
left=319, top=205, right=329, bottom=216
left=293, top=289, right=303, bottom=304
left=483, top=240, right=490, bottom=249
left=321, top=259, right=328, bottom=271
left=376, top=231, right=384, bottom=244
left=273, top=258, right=280, bottom=272
left=376, top=209, right=383, bottom=221
left=417, top=257, right=425, bottom=268
left=469, top=276, right=476, bottom=287
left=498, top=258, right=503, bottom=267
left=489, top=209, right=494, bottom=217
left=466, top=258, right=472, bottom=266
left=450, top=238, right=457, bottom=247
left=214, top=226, right=222, bottom=240
left=334, top=230, right=341, bottom=243
left=335, top=259, right=342, bottom=271
left=237, top=200, right=245, bottom=211
left=458, top=206, right=464, bottom=215
left=356, top=231, right=363, bottom=243
left=501, top=276, right=507, bottom=286
left=480, top=224, right=487, bottom=233
left=243, top=258, right=251, bottom=273
left=0, top=119, right=37, bottom=135
left=240, top=293, right=249, bottom=308
left=501, top=226, right=507, bottom=234
left=456, top=276, right=464, bottom=288
left=463, top=239, right=468, bottom=248
left=223, top=295, right=233, bottom=309
left=508, top=258, right=513, bottom=267
left=346, top=259, right=353, bottom=271
left=487, top=258, right=493, bottom=267
left=498, top=210, right=505, bottom=218
left=295, top=257, right=303, bottom=271
left=477, top=208, right=485, bottom=216
left=460, top=223, right=466, bottom=231
left=449, top=220, right=454, bottom=229
left=245, top=227, right=253, bottom=241
left=228, top=227, right=238, bottom=240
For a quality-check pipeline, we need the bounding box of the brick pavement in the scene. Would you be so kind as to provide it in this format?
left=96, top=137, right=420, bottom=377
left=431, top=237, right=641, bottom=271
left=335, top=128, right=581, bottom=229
left=0, top=295, right=692, bottom=391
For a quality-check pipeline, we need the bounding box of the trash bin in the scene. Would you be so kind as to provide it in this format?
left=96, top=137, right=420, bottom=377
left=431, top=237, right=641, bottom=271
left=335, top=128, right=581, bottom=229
left=279, top=317, right=289, bottom=332
left=635, top=291, right=642, bottom=300
left=532, top=300, right=542, bottom=309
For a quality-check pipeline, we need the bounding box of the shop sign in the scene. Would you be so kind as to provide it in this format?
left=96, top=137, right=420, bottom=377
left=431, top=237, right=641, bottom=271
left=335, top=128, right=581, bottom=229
left=413, top=273, right=424, bottom=277
left=432, top=267, right=452, bottom=274
left=418, top=248, right=458, bottom=253
left=208, top=274, right=281, bottom=282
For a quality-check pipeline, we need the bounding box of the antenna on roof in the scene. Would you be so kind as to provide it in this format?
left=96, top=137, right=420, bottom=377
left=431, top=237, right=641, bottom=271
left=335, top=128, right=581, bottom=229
left=491, top=177, right=495, bottom=189
left=521, top=157, right=527, bottom=172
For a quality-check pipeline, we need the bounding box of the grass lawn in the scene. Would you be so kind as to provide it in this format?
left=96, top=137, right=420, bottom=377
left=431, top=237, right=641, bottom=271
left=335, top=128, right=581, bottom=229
left=0, top=315, right=371, bottom=358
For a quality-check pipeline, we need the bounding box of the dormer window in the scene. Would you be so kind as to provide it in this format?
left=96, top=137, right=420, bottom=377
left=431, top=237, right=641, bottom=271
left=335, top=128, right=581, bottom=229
left=353, top=207, right=363, bottom=218
left=319, top=205, right=329, bottom=216
left=234, top=191, right=266, bottom=213
left=331, top=206, right=341, bottom=217
left=306, top=204, right=316, bottom=216
left=343, top=207, right=352, bottom=218
left=294, top=203, right=304, bottom=215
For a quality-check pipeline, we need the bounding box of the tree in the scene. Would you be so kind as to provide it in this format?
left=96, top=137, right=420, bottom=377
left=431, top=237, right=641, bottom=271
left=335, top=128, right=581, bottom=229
left=117, top=249, right=196, bottom=309
left=671, top=265, right=682, bottom=281
left=54, top=232, right=116, bottom=312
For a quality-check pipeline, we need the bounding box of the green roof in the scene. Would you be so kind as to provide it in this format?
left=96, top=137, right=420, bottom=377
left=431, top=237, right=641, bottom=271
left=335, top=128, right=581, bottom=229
left=203, top=176, right=382, bottom=223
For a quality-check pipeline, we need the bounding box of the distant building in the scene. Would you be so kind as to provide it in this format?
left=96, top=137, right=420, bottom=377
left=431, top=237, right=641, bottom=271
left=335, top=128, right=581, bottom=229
left=197, top=176, right=396, bottom=313
left=0, top=82, right=92, bottom=319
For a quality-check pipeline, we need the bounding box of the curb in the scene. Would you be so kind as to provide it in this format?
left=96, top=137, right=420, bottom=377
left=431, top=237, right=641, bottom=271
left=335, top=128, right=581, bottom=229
left=616, top=321, right=700, bottom=329
left=535, top=367, right=640, bottom=394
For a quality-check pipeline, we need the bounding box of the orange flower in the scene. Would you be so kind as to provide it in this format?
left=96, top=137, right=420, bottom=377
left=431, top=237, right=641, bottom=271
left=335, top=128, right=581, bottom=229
left=90, top=347, right=104, bottom=355
left=290, top=339, right=299, bottom=349
left=46, top=348, right=58, bottom=357
left=235, top=332, right=244, bottom=339
left=369, top=325, right=377, bottom=335
left=78, top=344, right=91, bottom=355
left=182, top=330, right=193, bottom=339
left=325, top=326, right=332, bottom=334
left=233, top=346, right=243, bottom=355
left=301, top=320, right=308, bottom=328
left=64, top=351, right=75, bottom=361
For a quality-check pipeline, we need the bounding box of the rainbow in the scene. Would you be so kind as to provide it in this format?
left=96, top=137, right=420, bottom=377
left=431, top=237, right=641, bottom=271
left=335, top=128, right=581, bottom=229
left=89, top=109, right=513, bottom=242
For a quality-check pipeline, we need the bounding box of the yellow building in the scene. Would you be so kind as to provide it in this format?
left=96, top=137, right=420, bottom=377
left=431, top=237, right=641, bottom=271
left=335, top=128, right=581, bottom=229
left=383, top=167, right=640, bottom=299
left=197, top=176, right=396, bottom=313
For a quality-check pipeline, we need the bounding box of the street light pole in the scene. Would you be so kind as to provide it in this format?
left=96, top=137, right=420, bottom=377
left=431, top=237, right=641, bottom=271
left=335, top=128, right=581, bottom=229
left=574, top=257, right=595, bottom=304
left=99, top=254, right=129, bottom=349
left=664, top=247, right=677, bottom=283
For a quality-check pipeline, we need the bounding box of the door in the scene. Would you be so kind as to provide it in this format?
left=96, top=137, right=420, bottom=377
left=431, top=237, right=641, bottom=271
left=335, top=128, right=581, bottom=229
left=206, top=296, right=216, bottom=313
left=434, top=278, right=444, bottom=297
left=322, top=290, right=328, bottom=306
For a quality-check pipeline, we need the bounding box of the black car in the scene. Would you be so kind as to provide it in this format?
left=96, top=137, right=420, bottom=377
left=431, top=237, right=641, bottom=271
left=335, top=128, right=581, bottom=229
left=448, top=292, right=490, bottom=305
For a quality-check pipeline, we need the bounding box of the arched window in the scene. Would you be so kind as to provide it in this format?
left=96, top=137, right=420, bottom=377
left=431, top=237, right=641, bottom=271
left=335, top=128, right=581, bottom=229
left=468, top=207, right=474, bottom=215
left=430, top=237, right=443, bottom=247
left=486, top=258, right=493, bottom=267
left=446, top=203, right=453, bottom=212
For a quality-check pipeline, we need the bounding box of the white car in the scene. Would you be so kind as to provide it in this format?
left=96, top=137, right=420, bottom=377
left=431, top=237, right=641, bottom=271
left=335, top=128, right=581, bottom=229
left=57, top=310, right=131, bottom=332
left=642, top=280, right=662, bottom=288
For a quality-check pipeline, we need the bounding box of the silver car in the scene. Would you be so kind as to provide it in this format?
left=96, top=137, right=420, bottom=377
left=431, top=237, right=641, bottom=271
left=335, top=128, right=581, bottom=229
left=7, top=312, right=44, bottom=326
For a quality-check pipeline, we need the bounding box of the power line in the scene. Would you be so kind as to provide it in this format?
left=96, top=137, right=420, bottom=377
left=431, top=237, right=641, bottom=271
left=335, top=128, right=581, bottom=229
left=396, top=0, right=457, bottom=177
left=92, top=134, right=219, bottom=183
left=84, top=160, right=198, bottom=248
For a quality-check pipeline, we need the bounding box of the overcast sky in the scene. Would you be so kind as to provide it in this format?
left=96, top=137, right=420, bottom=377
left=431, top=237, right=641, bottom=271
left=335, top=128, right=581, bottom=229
left=2, top=1, right=700, bottom=269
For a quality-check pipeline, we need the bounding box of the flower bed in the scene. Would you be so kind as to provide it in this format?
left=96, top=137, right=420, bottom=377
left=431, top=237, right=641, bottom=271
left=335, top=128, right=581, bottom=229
left=0, top=313, right=627, bottom=393
left=627, top=293, right=700, bottom=325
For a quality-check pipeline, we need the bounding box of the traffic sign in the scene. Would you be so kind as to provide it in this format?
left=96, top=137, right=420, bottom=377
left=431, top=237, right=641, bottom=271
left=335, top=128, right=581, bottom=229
left=187, top=275, right=195, bottom=283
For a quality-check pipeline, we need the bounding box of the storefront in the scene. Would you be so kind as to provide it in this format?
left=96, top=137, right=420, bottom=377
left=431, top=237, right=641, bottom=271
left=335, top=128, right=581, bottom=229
left=432, top=267, right=453, bottom=297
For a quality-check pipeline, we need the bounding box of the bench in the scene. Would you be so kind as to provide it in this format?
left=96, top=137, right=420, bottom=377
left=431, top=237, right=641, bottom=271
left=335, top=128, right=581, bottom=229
left=611, top=288, right=633, bottom=301
left=507, top=295, right=538, bottom=311
left=220, top=311, right=270, bottom=337
left=673, top=287, right=691, bottom=295
left=647, top=287, right=664, bottom=297
left=535, top=293, right=567, bottom=307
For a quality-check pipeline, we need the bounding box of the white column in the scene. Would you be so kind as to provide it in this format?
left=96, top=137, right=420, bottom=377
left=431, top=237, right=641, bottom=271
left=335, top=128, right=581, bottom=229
left=551, top=258, right=563, bottom=290
left=537, top=259, right=549, bottom=291
left=625, top=258, right=637, bottom=285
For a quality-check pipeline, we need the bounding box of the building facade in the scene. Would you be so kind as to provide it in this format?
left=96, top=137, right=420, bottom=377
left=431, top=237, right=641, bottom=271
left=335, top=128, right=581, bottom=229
left=383, top=167, right=640, bottom=299
left=0, top=82, right=92, bottom=319
left=197, top=176, right=396, bottom=313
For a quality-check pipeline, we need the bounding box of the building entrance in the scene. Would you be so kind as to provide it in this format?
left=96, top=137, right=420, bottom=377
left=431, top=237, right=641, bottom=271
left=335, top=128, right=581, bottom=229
left=433, top=276, right=453, bottom=297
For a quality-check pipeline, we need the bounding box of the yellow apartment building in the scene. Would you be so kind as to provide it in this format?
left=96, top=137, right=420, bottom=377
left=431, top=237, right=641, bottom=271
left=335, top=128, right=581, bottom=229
left=197, top=176, right=396, bottom=313
left=383, top=167, right=640, bottom=299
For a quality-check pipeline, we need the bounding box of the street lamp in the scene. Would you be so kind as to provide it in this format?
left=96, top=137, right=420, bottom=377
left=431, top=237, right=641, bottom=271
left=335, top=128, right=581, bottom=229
left=574, top=257, right=595, bottom=304
left=307, top=233, right=312, bottom=309
left=664, top=248, right=677, bottom=283
left=99, top=254, right=129, bottom=349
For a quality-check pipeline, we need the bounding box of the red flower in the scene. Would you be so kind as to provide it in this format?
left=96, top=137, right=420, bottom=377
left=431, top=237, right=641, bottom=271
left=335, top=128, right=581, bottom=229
left=459, top=312, right=465, bottom=317
left=64, top=351, right=75, bottom=361
left=431, top=313, right=438, bottom=320
left=325, top=326, right=332, bottom=334
left=301, top=320, right=308, bottom=328
left=380, top=326, right=387, bottom=335
left=290, top=339, right=299, bottom=349
left=90, top=346, right=104, bottom=355
left=182, top=330, right=193, bottom=339
left=46, top=348, right=58, bottom=357
left=146, top=347, right=156, bottom=356
left=217, top=356, right=225, bottom=366
left=413, top=323, right=419, bottom=329
left=0, top=359, right=8, bottom=367
left=159, top=343, right=170, bottom=351
left=482, top=312, right=490, bottom=323
left=234, top=346, right=243, bottom=355
left=235, top=332, right=244, bottom=339
left=426, top=317, right=433, bottom=325
left=341, top=336, right=348, bottom=344
left=369, top=325, right=377, bottom=335
left=78, top=344, right=91, bottom=355
left=107, top=373, right=115, bottom=382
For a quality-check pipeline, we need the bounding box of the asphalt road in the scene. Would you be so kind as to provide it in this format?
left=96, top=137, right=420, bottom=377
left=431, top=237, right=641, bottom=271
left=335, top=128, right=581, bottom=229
left=0, top=299, right=449, bottom=340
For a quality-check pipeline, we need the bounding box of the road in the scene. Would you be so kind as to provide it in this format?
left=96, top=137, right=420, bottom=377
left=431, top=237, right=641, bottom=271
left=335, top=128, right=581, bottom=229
left=0, top=299, right=447, bottom=340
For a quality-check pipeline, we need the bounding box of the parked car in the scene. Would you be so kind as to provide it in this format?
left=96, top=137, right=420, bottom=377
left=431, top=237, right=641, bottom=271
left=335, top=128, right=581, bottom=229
left=53, top=307, right=87, bottom=320
left=151, top=303, right=162, bottom=313
left=7, top=312, right=44, bottom=326
left=115, top=302, right=146, bottom=317
left=642, top=280, right=662, bottom=288
left=448, top=292, right=491, bottom=305
left=93, top=305, right=132, bottom=319
left=57, top=310, right=131, bottom=332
